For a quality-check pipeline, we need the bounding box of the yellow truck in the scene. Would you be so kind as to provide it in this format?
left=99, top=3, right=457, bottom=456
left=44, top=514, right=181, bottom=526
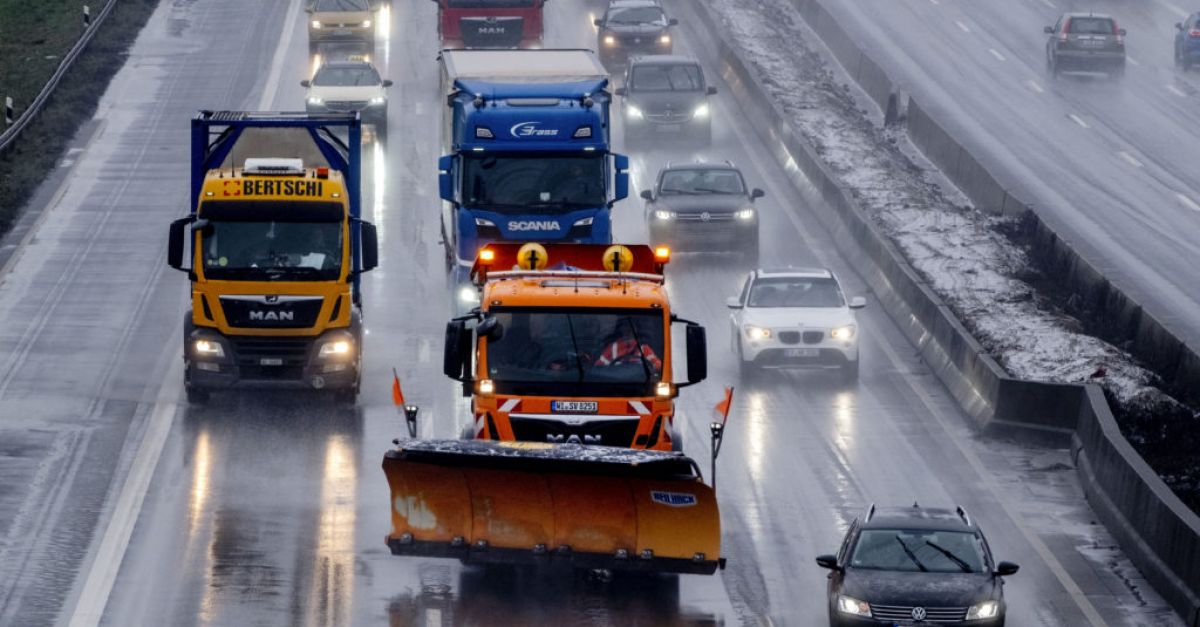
left=167, top=112, right=378, bottom=404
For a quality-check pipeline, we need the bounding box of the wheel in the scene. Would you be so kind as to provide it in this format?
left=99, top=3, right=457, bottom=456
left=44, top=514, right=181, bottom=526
left=737, top=339, right=758, bottom=379
left=186, top=385, right=210, bottom=405
left=740, top=238, right=759, bottom=266
left=1048, top=54, right=1061, bottom=78
left=840, top=359, right=859, bottom=383
left=333, top=385, right=358, bottom=405
left=1111, top=63, right=1126, bottom=79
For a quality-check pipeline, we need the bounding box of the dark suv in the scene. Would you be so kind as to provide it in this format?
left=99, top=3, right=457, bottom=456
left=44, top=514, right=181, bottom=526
left=594, top=0, right=677, bottom=67
left=616, top=55, right=716, bottom=146
left=816, top=504, right=1019, bottom=627
left=642, top=161, right=764, bottom=261
left=1044, top=13, right=1126, bottom=78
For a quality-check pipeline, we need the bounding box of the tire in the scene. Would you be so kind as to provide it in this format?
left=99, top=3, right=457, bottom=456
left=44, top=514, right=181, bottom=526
left=840, top=359, right=859, bottom=383
left=333, top=385, right=358, bottom=405
left=1111, top=63, right=1126, bottom=80
left=186, top=385, right=210, bottom=405
left=740, top=237, right=759, bottom=266
left=737, top=339, right=758, bottom=380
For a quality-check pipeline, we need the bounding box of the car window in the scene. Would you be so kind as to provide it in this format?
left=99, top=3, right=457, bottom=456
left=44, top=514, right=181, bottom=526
left=315, top=0, right=369, bottom=10
left=630, top=64, right=703, bottom=92
left=836, top=520, right=859, bottom=564
left=738, top=273, right=753, bottom=304
left=747, top=277, right=844, bottom=308
left=1066, top=17, right=1113, bottom=35
left=313, top=66, right=380, bottom=86
left=850, top=529, right=987, bottom=573
left=607, top=7, right=665, bottom=24
left=659, top=169, right=745, bottom=195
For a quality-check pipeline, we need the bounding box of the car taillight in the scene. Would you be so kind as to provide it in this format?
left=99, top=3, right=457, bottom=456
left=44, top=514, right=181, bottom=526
left=1112, top=21, right=1123, bottom=44
left=1190, top=28, right=1200, bottom=38
left=1059, top=18, right=1070, bottom=41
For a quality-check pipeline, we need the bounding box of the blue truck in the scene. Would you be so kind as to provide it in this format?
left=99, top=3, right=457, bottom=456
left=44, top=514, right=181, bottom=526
left=436, top=49, right=629, bottom=304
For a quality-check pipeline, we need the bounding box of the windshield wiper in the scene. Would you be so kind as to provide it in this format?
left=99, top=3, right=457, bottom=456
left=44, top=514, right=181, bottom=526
left=693, top=187, right=733, bottom=194
left=924, top=541, right=973, bottom=573
left=621, top=317, right=654, bottom=385
left=564, top=314, right=586, bottom=384
left=660, top=188, right=698, bottom=195
left=895, top=536, right=928, bottom=572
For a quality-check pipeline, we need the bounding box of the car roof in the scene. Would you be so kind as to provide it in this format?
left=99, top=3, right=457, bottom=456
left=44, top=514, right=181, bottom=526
left=1064, top=12, right=1114, bottom=20
left=608, top=0, right=661, bottom=8
left=661, top=161, right=740, bottom=173
left=860, top=505, right=978, bottom=532
left=318, top=60, right=377, bottom=70
left=755, top=267, right=833, bottom=279
left=629, top=54, right=700, bottom=67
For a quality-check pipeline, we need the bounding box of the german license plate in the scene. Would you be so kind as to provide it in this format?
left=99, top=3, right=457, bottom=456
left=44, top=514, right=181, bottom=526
left=656, top=124, right=682, bottom=133
left=785, top=348, right=819, bottom=358
left=334, top=28, right=351, bottom=35
left=260, top=357, right=283, bottom=366
left=552, top=401, right=598, bottom=413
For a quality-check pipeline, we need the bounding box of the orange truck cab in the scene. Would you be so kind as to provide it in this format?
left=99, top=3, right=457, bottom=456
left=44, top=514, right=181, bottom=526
left=442, top=243, right=708, bottom=451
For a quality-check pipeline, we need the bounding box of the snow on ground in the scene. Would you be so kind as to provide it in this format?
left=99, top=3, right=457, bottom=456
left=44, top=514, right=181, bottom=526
left=705, top=0, right=1177, bottom=410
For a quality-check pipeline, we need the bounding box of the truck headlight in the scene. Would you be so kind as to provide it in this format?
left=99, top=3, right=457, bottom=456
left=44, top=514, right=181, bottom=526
left=318, top=338, right=354, bottom=358
left=626, top=104, right=644, bottom=120
left=459, top=285, right=481, bottom=304
left=311, top=20, right=322, bottom=29
left=745, top=326, right=771, bottom=341
left=654, top=209, right=675, bottom=220
left=736, top=208, right=755, bottom=220
left=693, top=103, right=710, bottom=118
left=474, top=217, right=496, bottom=227
left=573, top=216, right=594, bottom=227
left=966, top=601, right=999, bottom=620
left=830, top=324, right=856, bottom=340
left=659, top=34, right=671, bottom=44
left=603, top=35, right=616, bottom=46
left=194, top=339, right=224, bottom=358
left=655, top=381, right=672, bottom=398
left=307, top=96, right=323, bottom=105
left=369, top=96, right=386, bottom=105
left=837, top=595, right=871, bottom=617
left=478, top=379, right=494, bottom=394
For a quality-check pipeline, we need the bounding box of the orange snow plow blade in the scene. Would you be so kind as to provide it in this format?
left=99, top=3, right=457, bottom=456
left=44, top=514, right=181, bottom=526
left=383, top=440, right=722, bottom=574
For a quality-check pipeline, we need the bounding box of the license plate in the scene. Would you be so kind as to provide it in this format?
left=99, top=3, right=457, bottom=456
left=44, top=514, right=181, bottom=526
left=260, top=357, right=283, bottom=366
left=656, top=124, right=682, bottom=133
left=552, top=401, right=598, bottom=413
left=334, top=28, right=351, bottom=35
left=785, top=348, right=819, bottom=358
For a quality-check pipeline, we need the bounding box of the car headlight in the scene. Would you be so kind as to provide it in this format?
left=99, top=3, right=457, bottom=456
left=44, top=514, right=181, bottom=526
left=362, top=19, right=371, bottom=27
left=693, top=103, right=711, bottom=118
left=194, top=339, right=224, bottom=358
left=459, top=285, right=481, bottom=304
left=318, top=338, right=354, bottom=358
left=369, top=96, right=386, bottom=105
left=660, top=34, right=671, bottom=44
left=626, top=104, right=643, bottom=120
left=653, top=209, right=675, bottom=220
left=311, top=20, right=322, bottom=29
left=966, top=601, right=999, bottom=620
left=603, top=35, right=616, bottom=46
left=736, top=208, right=755, bottom=220
left=307, top=96, right=323, bottom=105
left=830, top=324, right=856, bottom=340
left=837, top=595, right=871, bottom=617
left=745, top=326, right=771, bottom=341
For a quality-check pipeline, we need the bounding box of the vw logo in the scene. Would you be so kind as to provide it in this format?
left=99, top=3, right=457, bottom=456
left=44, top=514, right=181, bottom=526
left=264, top=295, right=279, bottom=304
left=700, top=211, right=711, bottom=222
left=911, top=607, right=927, bottom=621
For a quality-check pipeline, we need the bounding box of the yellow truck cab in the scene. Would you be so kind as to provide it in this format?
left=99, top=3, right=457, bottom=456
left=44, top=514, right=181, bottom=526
left=442, top=243, right=707, bottom=451
left=168, top=112, right=377, bottom=404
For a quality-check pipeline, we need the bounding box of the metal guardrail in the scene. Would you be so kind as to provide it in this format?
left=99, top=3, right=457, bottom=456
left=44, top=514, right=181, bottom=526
left=0, top=0, right=121, bottom=156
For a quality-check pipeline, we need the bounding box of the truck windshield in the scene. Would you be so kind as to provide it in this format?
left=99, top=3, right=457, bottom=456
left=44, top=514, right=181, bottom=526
left=463, top=153, right=606, bottom=213
left=446, top=0, right=535, bottom=7
left=200, top=220, right=343, bottom=282
left=485, top=308, right=665, bottom=396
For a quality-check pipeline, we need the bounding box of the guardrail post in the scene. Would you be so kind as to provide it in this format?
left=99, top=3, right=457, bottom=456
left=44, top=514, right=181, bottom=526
left=83, top=5, right=91, bottom=27
left=4, top=97, right=12, bottom=126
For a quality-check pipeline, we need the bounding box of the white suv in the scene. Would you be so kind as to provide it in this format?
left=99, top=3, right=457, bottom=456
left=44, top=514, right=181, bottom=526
left=727, top=268, right=866, bottom=379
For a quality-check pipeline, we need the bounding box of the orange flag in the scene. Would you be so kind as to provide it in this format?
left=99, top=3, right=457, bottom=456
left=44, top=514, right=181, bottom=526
left=713, top=386, right=733, bottom=425
left=392, top=368, right=405, bottom=406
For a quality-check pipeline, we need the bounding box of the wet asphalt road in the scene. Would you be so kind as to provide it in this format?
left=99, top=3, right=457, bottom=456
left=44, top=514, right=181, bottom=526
left=0, top=0, right=1185, bottom=625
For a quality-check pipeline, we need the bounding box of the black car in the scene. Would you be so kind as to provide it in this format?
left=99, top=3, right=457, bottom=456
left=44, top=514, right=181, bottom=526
left=616, top=55, right=716, bottom=146
left=594, top=0, right=677, bottom=67
left=1044, top=12, right=1126, bottom=78
left=642, top=161, right=764, bottom=262
left=816, top=504, right=1019, bottom=627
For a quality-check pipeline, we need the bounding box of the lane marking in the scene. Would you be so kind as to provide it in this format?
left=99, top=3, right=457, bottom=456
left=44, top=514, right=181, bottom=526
left=1126, top=56, right=1140, bottom=67
left=1068, top=113, right=1090, bottom=128
left=1116, top=151, right=1143, bottom=168
left=1024, top=79, right=1045, bottom=93
left=1166, top=84, right=1187, bottom=98
left=1177, top=193, right=1200, bottom=212
left=928, top=0, right=939, bottom=5
left=256, top=0, right=304, bottom=110
left=988, top=48, right=1006, bottom=62
left=954, top=19, right=971, bottom=33
left=1038, top=0, right=1057, bottom=8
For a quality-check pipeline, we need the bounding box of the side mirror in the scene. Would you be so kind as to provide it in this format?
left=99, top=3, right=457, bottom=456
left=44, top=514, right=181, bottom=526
left=594, top=18, right=602, bottom=26
left=382, top=79, right=394, bottom=87
left=167, top=217, right=193, bottom=271
left=815, top=554, right=840, bottom=570
left=476, top=316, right=504, bottom=341
left=1119, top=28, right=1127, bottom=36
left=614, top=87, right=627, bottom=96
left=995, top=561, right=1019, bottom=577
left=443, top=320, right=471, bottom=381
left=359, top=221, right=379, bottom=272
left=706, top=86, right=718, bottom=95
left=613, top=153, right=630, bottom=202
left=300, top=80, right=311, bottom=88
left=640, top=189, right=653, bottom=201
left=848, top=296, right=866, bottom=309
left=669, top=18, right=678, bottom=26
left=685, top=324, right=707, bottom=384
left=750, top=188, right=765, bottom=200
left=438, top=154, right=455, bottom=202
left=1043, top=25, right=1054, bottom=34
left=725, top=296, right=742, bottom=310
left=1176, top=22, right=1184, bottom=31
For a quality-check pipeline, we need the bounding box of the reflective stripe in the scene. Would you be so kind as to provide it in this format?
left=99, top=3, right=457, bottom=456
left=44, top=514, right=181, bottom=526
left=629, top=401, right=650, bottom=415
left=499, top=398, right=520, bottom=412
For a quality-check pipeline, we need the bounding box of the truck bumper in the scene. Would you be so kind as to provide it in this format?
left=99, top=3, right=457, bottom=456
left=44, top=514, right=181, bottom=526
left=184, top=325, right=361, bottom=391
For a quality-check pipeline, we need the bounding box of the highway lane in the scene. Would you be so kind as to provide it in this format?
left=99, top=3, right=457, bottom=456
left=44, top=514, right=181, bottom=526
left=0, top=0, right=1181, bottom=624
left=816, top=0, right=1200, bottom=350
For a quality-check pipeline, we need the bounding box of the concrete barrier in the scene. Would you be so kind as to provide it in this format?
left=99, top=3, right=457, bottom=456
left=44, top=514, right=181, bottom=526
left=683, top=0, right=1200, bottom=622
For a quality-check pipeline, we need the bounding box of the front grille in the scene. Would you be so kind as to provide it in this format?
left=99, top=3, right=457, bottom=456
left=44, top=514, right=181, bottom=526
left=778, top=331, right=800, bottom=345
left=509, top=416, right=641, bottom=447
left=803, top=331, right=824, bottom=344
left=676, top=212, right=735, bottom=222
left=871, top=605, right=968, bottom=623
left=219, top=297, right=324, bottom=329
left=229, top=336, right=313, bottom=367
left=646, top=111, right=693, bottom=123
left=325, top=100, right=369, bottom=112
left=460, top=16, right=524, bottom=48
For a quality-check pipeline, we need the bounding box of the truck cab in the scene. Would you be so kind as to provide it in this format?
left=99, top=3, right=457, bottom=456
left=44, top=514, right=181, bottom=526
left=168, top=113, right=378, bottom=404
left=433, top=0, right=546, bottom=49
left=442, top=243, right=707, bottom=451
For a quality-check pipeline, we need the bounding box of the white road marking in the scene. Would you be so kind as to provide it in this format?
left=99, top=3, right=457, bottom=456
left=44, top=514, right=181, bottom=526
left=66, top=357, right=182, bottom=627
left=256, top=0, right=304, bottom=110
left=1126, top=56, right=1140, bottom=67
left=988, top=48, right=1006, bottom=62
left=1166, top=84, right=1188, bottom=98
left=954, top=19, right=971, bottom=33
left=1039, top=0, right=1057, bottom=8
left=928, top=0, right=939, bottom=5
left=1117, top=151, right=1143, bottom=168
left=1177, top=193, right=1200, bottom=212
left=1024, top=79, right=1045, bottom=93
left=1068, top=113, right=1090, bottom=128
